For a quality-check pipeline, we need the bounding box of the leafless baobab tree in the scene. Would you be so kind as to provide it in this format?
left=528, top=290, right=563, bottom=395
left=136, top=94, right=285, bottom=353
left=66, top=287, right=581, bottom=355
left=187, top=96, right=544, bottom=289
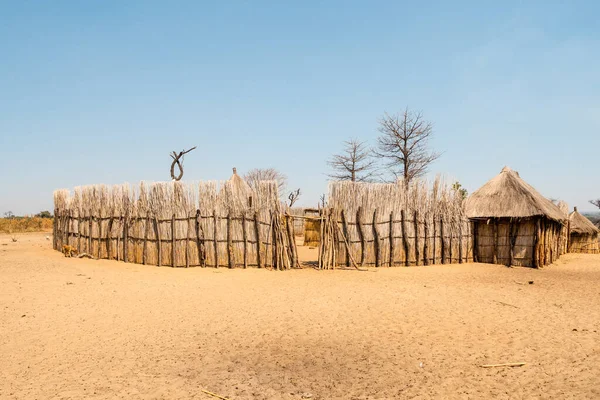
left=244, top=168, right=287, bottom=197
left=374, top=108, right=440, bottom=185
left=327, top=139, right=377, bottom=182
left=590, top=199, right=600, bottom=210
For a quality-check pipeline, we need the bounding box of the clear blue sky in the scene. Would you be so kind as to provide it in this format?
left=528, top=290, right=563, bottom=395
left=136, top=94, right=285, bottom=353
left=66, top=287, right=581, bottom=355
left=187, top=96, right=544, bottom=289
left=1, top=0, right=599, bottom=215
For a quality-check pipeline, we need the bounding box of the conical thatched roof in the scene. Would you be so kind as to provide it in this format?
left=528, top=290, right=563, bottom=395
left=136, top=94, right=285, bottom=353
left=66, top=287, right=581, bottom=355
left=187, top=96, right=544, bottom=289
left=569, top=208, right=599, bottom=235
left=465, top=166, right=565, bottom=222
left=228, top=167, right=252, bottom=193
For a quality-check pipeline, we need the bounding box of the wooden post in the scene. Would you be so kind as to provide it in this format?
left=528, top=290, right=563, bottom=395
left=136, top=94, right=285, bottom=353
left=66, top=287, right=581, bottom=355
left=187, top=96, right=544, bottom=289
left=341, top=210, right=351, bottom=268
left=227, top=211, right=234, bottom=269
left=389, top=211, right=395, bottom=267
left=213, top=210, right=219, bottom=268
left=77, top=216, right=82, bottom=254
left=123, top=210, right=129, bottom=263
left=185, top=215, right=190, bottom=268
left=448, top=224, right=453, bottom=264
left=53, top=209, right=58, bottom=250
left=423, top=215, right=429, bottom=266
left=373, top=209, right=381, bottom=268
left=171, top=213, right=176, bottom=267
left=533, top=218, right=539, bottom=268
left=493, top=220, right=498, bottom=265
left=195, top=210, right=206, bottom=267
left=458, top=220, right=463, bottom=264
left=254, top=211, right=262, bottom=268
left=285, top=214, right=296, bottom=269
left=88, top=217, right=93, bottom=255
left=440, top=217, right=446, bottom=264
left=432, top=216, right=437, bottom=265
left=242, top=213, right=248, bottom=269
left=401, top=210, right=409, bottom=266
left=154, top=216, right=161, bottom=267
left=414, top=211, right=420, bottom=266
left=143, top=216, right=149, bottom=265
left=290, top=213, right=299, bottom=268
left=97, top=216, right=103, bottom=259
left=107, top=216, right=113, bottom=260
left=356, top=207, right=366, bottom=268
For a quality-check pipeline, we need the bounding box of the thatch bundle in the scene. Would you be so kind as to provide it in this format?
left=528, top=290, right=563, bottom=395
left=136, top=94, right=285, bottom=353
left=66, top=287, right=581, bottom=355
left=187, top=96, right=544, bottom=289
left=568, top=207, right=599, bottom=254
left=466, top=167, right=566, bottom=267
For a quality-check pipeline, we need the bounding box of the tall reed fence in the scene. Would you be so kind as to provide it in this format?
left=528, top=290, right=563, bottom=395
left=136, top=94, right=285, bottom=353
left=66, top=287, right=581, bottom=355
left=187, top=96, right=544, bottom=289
left=53, top=181, right=299, bottom=270
left=320, top=179, right=472, bottom=269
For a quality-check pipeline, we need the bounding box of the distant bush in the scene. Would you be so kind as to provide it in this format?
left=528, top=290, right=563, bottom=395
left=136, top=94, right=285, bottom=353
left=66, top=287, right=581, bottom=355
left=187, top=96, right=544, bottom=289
left=35, top=211, right=53, bottom=218
left=0, top=217, right=53, bottom=233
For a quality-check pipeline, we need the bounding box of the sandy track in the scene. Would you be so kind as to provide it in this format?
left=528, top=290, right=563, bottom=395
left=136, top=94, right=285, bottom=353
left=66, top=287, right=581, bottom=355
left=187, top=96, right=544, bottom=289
left=1, top=233, right=600, bottom=399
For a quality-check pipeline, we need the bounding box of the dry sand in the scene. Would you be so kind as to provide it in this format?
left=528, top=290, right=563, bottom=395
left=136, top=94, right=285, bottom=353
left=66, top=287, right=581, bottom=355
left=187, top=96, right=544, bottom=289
left=1, top=232, right=600, bottom=399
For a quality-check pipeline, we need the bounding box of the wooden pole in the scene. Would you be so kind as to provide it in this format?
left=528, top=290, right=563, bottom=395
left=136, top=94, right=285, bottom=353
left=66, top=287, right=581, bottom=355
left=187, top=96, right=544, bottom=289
left=77, top=216, right=82, bottom=254
left=254, top=211, right=262, bottom=268
left=171, top=213, right=176, bottom=267
left=213, top=210, right=219, bottom=268
left=107, top=216, right=113, bottom=260
left=242, top=213, right=248, bottom=269
left=185, top=215, right=190, bottom=268
left=440, top=217, right=446, bottom=264
left=432, top=216, right=437, bottom=265
left=414, top=211, right=420, bottom=266
left=195, top=210, right=206, bottom=267
left=533, top=218, right=540, bottom=268
left=123, top=210, right=129, bottom=263
left=373, top=209, right=381, bottom=268
left=356, top=207, right=366, bottom=268
left=389, top=211, right=395, bottom=267
left=341, top=210, right=351, bottom=268
left=290, top=213, right=299, bottom=268
left=401, top=210, right=409, bottom=266
left=473, top=221, right=479, bottom=263
left=143, top=216, right=149, bottom=265
left=423, top=215, right=429, bottom=266
left=458, top=220, right=463, bottom=264
left=227, top=211, right=234, bottom=269
left=88, top=217, right=93, bottom=255
left=285, top=214, right=296, bottom=269
left=97, top=215, right=103, bottom=259
left=154, top=216, right=161, bottom=267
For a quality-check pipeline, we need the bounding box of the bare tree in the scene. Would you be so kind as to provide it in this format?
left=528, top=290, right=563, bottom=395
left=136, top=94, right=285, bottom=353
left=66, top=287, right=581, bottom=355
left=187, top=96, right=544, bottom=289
left=327, top=139, right=377, bottom=182
left=374, top=108, right=440, bottom=185
left=244, top=168, right=287, bottom=196
left=590, top=199, right=600, bottom=210
left=288, top=189, right=301, bottom=207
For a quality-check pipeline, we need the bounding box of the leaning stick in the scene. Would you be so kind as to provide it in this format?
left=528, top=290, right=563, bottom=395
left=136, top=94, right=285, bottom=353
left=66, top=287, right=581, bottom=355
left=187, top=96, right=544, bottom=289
left=200, top=388, right=230, bottom=400
left=481, top=362, right=526, bottom=368
left=335, top=221, right=367, bottom=271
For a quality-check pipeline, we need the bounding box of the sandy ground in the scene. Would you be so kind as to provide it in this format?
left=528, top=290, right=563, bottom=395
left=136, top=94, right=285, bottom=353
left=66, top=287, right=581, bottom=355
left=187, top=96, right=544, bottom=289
left=1, top=233, right=600, bottom=399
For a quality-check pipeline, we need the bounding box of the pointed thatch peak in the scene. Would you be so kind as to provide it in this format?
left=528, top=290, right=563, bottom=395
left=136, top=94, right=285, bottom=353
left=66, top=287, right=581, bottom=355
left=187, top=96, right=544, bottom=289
left=569, top=208, right=599, bottom=235
left=228, top=167, right=252, bottom=193
left=465, top=167, right=565, bottom=222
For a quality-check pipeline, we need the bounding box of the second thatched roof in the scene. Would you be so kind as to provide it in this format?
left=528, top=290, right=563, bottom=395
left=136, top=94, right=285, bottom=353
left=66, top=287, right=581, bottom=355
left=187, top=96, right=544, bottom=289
left=569, top=208, right=600, bottom=235
left=465, top=166, right=566, bottom=222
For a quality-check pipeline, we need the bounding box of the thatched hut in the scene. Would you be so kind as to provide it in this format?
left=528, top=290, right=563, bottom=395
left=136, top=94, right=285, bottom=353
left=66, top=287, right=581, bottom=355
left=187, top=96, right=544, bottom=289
left=465, top=167, right=566, bottom=268
left=226, top=167, right=253, bottom=209
left=568, top=207, right=599, bottom=254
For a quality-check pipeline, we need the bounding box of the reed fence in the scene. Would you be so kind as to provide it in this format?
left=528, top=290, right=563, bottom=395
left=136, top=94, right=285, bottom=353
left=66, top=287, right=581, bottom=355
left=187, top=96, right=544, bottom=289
left=53, top=181, right=299, bottom=270
left=321, top=179, right=472, bottom=269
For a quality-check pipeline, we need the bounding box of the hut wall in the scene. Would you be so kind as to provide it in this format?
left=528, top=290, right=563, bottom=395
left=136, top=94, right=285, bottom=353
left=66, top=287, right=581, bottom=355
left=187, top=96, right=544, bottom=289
left=568, top=233, right=600, bottom=254
left=473, top=217, right=563, bottom=268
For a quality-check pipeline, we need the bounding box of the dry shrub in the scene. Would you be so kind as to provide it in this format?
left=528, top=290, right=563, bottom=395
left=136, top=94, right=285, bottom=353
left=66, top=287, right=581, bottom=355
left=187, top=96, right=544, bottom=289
left=0, top=217, right=53, bottom=233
